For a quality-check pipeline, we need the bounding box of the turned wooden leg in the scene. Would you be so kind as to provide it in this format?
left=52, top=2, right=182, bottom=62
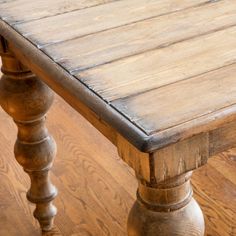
left=128, top=172, right=204, bottom=236
left=0, top=38, right=57, bottom=231
left=117, top=130, right=208, bottom=236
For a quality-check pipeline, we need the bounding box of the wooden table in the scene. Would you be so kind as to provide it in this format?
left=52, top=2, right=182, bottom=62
left=0, top=1, right=235, bottom=235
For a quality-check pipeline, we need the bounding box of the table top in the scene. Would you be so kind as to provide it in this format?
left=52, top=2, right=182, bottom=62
left=0, top=0, right=236, bottom=153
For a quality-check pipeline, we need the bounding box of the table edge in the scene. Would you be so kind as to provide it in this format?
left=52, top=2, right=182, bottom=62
left=1, top=20, right=236, bottom=153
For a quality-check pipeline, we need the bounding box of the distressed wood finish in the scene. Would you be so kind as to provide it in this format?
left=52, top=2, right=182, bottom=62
left=79, top=27, right=236, bottom=102
left=210, top=120, right=236, bottom=156
left=0, top=0, right=116, bottom=24
left=128, top=172, right=205, bottom=236
left=117, top=133, right=209, bottom=183
left=45, top=0, right=236, bottom=72
left=1, top=1, right=236, bottom=152
left=0, top=92, right=235, bottom=235
left=112, top=63, right=236, bottom=135
left=118, top=136, right=206, bottom=235
left=0, top=0, right=236, bottom=235
left=12, top=0, right=210, bottom=46
left=0, top=38, right=57, bottom=231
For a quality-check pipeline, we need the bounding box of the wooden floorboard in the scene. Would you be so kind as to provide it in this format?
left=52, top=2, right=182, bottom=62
left=0, top=77, right=235, bottom=235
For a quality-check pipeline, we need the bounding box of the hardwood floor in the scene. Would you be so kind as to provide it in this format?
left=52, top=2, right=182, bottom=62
left=0, top=84, right=235, bottom=235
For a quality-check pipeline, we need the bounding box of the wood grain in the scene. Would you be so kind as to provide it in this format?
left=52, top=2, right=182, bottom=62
left=0, top=90, right=235, bottom=235
left=112, top=64, right=236, bottom=135
left=0, top=0, right=117, bottom=24
left=13, top=0, right=210, bottom=46
left=210, top=121, right=236, bottom=156
left=43, top=0, right=236, bottom=72
left=78, top=26, right=236, bottom=102
left=0, top=1, right=236, bottom=234
left=192, top=161, right=236, bottom=236
left=128, top=172, right=205, bottom=236
left=5, top=27, right=236, bottom=154
left=0, top=45, right=58, bottom=231
left=152, top=134, right=209, bottom=183
left=208, top=151, right=236, bottom=185
left=1, top=2, right=236, bottom=152
left=117, top=134, right=150, bottom=182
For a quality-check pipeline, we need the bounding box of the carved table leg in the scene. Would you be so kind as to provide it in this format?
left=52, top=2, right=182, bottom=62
left=0, top=38, right=57, bottom=231
left=117, top=134, right=207, bottom=236
left=128, top=172, right=205, bottom=236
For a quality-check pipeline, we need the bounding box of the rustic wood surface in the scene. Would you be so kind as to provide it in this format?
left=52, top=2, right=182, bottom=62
left=11, top=0, right=210, bottom=46
left=0, top=91, right=235, bottom=236
left=0, top=40, right=57, bottom=231
left=0, top=0, right=117, bottom=24
left=44, top=0, right=236, bottom=72
left=1, top=0, right=236, bottom=151
left=0, top=1, right=236, bottom=235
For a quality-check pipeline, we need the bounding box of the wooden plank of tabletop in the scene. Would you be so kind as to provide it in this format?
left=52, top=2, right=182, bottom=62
left=0, top=0, right=117, bottom=24
left=13, top=0, right=210, bottom=46
left=111, top=64, right=236, bottom=135
left=76, top=26, right=236, bottom=102
left=43, top=0, right=236, bottom=72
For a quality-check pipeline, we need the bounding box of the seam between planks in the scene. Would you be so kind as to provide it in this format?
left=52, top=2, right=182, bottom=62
left=1, top=0, right=122, bottom=26
left=111, top=93, right=236, bottom=136
left=1, top=5, right=236, bottom=151
left=7, top=20, right=236, bottom=138
left=110, top=61, right=236, bottom=104
left=70, top=23, right=236, bottom=74
left=34, top=0, right=220, bottom=49
left=151, top=102, right=236, bottom=136
left=149, top=102, right=236, bottom=136
left=110, top=62, right=236, bottom=136
left=0, top=19, right=150, bottom=143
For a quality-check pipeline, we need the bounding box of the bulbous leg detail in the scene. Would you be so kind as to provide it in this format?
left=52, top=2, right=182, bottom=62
left=0, top=38, right=57, bottom=231
left=128, top=172, right=205, bottom=236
